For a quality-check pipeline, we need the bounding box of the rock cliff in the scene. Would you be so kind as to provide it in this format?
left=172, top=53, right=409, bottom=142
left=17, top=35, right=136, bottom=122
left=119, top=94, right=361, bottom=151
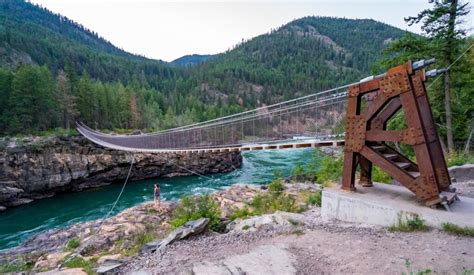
left=0, top=136, right=242, bottom=209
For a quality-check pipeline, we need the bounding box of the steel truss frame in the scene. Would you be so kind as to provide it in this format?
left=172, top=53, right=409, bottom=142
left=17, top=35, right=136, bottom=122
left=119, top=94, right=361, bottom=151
left=341, top=61, right=455, bottom=207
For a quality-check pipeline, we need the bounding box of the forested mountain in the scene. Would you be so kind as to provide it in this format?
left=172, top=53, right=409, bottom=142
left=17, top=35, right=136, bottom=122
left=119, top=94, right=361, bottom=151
left=0, top=0, right=176, bottom=88
left=0, top=0, right=407, bottom=135
left=171, top=54, right=216, bottom=67
left=193, top=17, right=406, bottom=106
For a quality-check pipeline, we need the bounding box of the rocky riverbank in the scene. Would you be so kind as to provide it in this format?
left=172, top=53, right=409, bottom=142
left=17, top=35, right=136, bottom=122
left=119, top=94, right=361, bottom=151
left=0, top=135, right=242, bottom=210
left=0, top=181, right=321, bottom=273
left=1, top=179, right=473, bottom=274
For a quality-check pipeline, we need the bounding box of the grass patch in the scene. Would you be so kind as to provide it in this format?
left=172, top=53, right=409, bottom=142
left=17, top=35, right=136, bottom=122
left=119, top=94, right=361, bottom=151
left=242, top=224, right=250, bottom=231
left=170, top=194, right=222, bottom=231
left=389, top=212, right=429, bottom=232
left=229, top=183, right=303, bottom=223
left=304, top=190, right=322, bottom=206
left=66, top=238, right=80, bottom=251
left=229, top=180, right=302, bottom=221
left=122, top=232, right=156, bottom=256
left=372, top=166, right=392, bottom=183
left=0, top=262, right=32, bottom=273
left=61, top=256, right=93, bottom=275
left=446, top=152, right=474, bottom=167
left=460, top=269, right=474, bottom=275
left=268, top=178, right=285, bottom=193
left=290, top=162, right=306, bottom=182
left=251, top=192, right=299, bottom=215
left=442, top=223, right=474, bottom=237
left=229, top=206, right=252, bottom=221
left=315, top=154, right=343, bottom=185
left=402, top=259, right=433, bottom=275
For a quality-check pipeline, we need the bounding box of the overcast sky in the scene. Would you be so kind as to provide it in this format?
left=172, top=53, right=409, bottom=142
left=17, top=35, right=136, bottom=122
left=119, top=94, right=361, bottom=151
left=30, top=0, right=473, bottom=62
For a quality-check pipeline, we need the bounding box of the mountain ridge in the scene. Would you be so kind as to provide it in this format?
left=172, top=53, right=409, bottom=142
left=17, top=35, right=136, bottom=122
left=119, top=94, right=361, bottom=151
left=0, top=0, right=408, bottom=134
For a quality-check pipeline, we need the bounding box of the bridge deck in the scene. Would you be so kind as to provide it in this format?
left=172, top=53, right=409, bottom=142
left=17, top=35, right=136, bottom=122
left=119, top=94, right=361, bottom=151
left=186, top=140, right=345, bottom=153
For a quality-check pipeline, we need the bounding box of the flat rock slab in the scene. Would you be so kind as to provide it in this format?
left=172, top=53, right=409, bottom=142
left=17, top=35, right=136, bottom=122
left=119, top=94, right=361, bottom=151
left=322, top=183, right=474, bottom=229
left=96, top=263, right=122, bottom=274
left=192, top=244, right=297, bottom=275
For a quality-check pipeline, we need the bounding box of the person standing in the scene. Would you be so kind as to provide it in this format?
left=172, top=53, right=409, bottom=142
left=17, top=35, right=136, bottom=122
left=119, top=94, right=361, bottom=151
left=154, top=184, right=160, bottom=207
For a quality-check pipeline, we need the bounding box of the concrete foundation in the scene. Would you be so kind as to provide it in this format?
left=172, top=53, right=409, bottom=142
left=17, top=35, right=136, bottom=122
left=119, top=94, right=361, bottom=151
left=321, top=183, right=474, bottom=229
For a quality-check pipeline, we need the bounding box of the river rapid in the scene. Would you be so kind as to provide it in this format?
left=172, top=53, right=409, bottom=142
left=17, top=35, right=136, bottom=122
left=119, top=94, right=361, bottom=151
left=0, top=148, right=316, bottom=249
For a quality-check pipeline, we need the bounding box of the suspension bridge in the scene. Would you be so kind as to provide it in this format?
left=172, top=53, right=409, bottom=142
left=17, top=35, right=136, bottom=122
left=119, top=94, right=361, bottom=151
left=78, top=60, right=459, bottom=208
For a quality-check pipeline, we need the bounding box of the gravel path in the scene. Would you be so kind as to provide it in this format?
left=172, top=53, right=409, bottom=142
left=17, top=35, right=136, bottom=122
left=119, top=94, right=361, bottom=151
left=120, top=207, right=474, bottom=274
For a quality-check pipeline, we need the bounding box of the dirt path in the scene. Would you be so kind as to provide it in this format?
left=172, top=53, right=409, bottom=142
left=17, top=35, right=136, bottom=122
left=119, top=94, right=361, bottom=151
left=121, top=208, right=474, bottom=274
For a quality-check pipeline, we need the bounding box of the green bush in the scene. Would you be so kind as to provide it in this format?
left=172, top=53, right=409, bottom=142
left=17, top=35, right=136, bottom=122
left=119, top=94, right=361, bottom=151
left=251, top=192, right=298, bottom=215
left=316, top=155, right=344, bottom=185
left=446, top=152, right=474, bottom=167
left=290, top=162, right=306, bottom=181
left=268, top=178, right=285, bottom=193
left=170, top=194, right=222, bottom=231
left=305, top=191, right=322, bottom=206
left=66, top=238, right=80, bottom=251
left=372, top=166, right=392, bottom=183
left=229, top=206, right=252, bottom=221
left=442, top=223, right=474, bottom=237
left=123, top=232, right=156, bottom=256
left=389, top=212, right=428, bottom=232
left=0, top=262, right=32, bottom=273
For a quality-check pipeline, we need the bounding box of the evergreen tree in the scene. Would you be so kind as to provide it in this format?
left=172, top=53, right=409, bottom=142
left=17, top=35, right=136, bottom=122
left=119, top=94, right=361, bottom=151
left=57, top=70, right=79, bottom=130
left=404, top=0, right=470, bottom=153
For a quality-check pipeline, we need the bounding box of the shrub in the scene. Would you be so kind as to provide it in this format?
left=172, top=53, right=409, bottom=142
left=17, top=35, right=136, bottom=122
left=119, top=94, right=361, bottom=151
left=372, top=166, right=392, bottom=183
left=316, top=155, right=344, bottom=185
left=442, top=223, right=474, bottom=237
left=61, top=257, right=93, bottom=275
left=229, top=206, right=252, bottom=221
left=446, top=152, right=474, bottom=167
left=305, top=191, right=322, bottom=206
left=268, top=178, right=285, bottom=193
left=290, top=162, right=306, bottom=181
left=389, top=212, right=428, bottom=232
left=123, top=232, right=156, bottom=256
left=251, top=192, right=298, bottom=215
left=0, top=262, right=32, bottom=273
left=66, top=238, right=80, bottom=251
left=170, top=194, right=222, bottom=231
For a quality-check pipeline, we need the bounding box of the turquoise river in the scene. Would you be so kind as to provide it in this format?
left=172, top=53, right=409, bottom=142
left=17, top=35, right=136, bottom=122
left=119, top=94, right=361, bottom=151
left=0, top=148, right=317, bottom=250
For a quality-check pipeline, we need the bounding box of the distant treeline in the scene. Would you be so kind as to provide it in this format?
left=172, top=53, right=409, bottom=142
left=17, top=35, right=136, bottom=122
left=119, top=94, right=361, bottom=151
left=0, top=64, right=247, bottom=135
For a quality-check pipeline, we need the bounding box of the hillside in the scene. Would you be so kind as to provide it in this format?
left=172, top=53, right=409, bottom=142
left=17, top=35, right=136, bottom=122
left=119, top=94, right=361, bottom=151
left=0, top=0, right=175, bottom=88
left=171, top=54, right=216, bottom=67
left=0, top=0, right=407, bottom=134
left=195, top=17, right=406, bottom=106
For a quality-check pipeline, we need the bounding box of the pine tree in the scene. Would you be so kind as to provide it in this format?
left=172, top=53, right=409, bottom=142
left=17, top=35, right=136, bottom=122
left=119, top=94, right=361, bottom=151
left=57, top=70, right=79, bottom=130
left=405, top=0, right=470, bottom=153
left=129, top=93, right=140, bottom=129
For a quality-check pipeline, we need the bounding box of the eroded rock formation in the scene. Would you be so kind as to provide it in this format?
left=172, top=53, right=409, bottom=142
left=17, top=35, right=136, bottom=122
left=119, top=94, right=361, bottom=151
left=0, top=136, right=242, bottom=209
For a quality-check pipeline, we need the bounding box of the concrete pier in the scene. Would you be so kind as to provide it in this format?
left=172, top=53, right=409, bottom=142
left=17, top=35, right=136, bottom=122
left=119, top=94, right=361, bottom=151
left=321, top=183, right=474, bottom=229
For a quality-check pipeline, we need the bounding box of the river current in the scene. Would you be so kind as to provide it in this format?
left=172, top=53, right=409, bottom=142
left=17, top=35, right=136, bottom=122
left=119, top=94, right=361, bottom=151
left=0, top=148, right=315, bottom=249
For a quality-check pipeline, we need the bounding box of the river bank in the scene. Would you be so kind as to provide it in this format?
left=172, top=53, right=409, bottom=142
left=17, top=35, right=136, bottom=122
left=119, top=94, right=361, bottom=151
left=1, top=177, right=473, bottom=274
left=0, top=135, right=242, bottom=210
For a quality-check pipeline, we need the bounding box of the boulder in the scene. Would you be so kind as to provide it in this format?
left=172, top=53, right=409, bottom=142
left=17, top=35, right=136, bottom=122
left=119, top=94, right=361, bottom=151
left=96, top=254, right=123, bottom=265
left=96, top=263, right=122, bottom=274
left=34, top=252, right=71, bottom=270
left=155, top=218, right=210, bottom=252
